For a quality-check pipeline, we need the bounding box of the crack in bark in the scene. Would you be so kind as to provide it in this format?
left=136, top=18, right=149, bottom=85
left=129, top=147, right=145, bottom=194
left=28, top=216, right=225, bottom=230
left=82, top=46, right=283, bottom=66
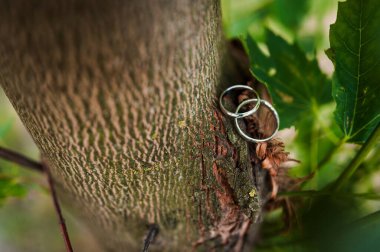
left=142, top=224, right=159, bottom=252
left=194, top=110, right=252, bottom=251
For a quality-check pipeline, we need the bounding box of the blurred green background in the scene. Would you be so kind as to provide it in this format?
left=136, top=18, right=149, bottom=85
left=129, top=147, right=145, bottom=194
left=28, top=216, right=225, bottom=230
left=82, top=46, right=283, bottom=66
left=1, top=0, right=379, bottom=251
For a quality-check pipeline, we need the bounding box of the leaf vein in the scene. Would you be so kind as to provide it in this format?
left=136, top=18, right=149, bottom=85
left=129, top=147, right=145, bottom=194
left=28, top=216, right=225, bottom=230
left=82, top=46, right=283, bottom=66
left=349, top=0, right=363, bottom=136
left=359, top=60, right=380, bottom=78
left=349, top=115, right=380, bottom=139
left=336, top=33, right=359, bottom=56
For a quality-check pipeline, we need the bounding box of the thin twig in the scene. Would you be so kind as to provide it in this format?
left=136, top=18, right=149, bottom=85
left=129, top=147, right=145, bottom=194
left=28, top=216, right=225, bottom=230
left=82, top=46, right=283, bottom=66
left=351, top=209, right=380, bottom=226
left=44, top=162, right=74, bottom=252
left=331, top=123, right=380, bottom=191
left=0, top=146, right=73, bottom=251
left=279, top=190, right=380, bottom=200
left=0, top=146, right=43, bottom=172
left=142, top=224, right=159, bottom=252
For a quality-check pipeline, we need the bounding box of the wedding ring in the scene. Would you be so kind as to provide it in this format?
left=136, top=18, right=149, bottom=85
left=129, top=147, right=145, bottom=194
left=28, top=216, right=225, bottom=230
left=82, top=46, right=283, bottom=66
left=219, top=85, right=261, bottom=118
left=234, top=98, right=279, bottom=143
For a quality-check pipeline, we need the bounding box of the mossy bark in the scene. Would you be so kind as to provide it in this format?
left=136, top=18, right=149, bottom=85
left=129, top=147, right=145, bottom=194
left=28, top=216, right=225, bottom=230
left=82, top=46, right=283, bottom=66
left=0, top=0, right=265, bottom=251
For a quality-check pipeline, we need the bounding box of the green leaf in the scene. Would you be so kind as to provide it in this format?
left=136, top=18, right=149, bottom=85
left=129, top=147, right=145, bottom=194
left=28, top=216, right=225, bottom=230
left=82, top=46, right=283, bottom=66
left=246, top=30, right=332, bottom=129
left=271, top=0, right=310, bottom=32
left=222, top=0, right=311, bottom=42
left=0, top=176, right=26, bottom=205
left=289, top=104, right=343, bottom=180
left=297, top=0, right=340, bottom=53
left=328, top=0, right=380, bottom=143
left=222, top=0, right=272, bottom=39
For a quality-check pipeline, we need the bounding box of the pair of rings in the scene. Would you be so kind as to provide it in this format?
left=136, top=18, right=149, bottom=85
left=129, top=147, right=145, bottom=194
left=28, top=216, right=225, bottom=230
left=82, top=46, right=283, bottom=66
left=219, top=85, right=280, bottom=143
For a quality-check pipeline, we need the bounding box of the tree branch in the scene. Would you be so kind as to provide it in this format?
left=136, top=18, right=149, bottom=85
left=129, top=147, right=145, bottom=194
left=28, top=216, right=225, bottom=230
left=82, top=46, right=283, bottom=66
left=0, top=146, right=43, bottom=172
left=0, top=146, right=73, bottom=251
left=142, top=224, right=159, bottom=252
left=44, top=161, right=74, bottom=252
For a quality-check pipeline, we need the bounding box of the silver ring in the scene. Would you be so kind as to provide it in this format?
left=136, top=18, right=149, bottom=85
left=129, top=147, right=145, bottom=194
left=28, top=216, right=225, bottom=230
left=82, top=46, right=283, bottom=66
left=219, top=85, right=261, bottom=118
left=234, top=98, right=279, bottom=143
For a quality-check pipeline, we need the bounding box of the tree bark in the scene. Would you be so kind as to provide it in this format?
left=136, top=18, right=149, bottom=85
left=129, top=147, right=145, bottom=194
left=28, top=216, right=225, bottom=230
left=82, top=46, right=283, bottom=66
left=0, top=0, right=265, bottom=251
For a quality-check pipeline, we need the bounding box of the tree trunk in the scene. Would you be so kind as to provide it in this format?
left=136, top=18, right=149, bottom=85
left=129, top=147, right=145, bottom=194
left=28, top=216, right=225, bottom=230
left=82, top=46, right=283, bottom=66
left=0, top=0, right=265, bottom=251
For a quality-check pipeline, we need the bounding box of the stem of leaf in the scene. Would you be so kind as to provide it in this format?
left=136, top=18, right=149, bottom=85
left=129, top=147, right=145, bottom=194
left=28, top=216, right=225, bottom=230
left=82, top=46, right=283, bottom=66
left=279, top=190, right=380, bottom=200
left=310, top=100, right=319, bottom=173
left=310, top=124, right=319, bottom=172
left=331, top=123, right=380, bottom=191
left=352, top=210, right=380, bottom=226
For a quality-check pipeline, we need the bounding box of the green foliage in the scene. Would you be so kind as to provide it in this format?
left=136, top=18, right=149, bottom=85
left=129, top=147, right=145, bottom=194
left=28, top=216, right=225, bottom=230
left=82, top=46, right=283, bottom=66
left=222, top=0, right=341, bottom=55
left=0, top=120, right=27, bottom=204
left=246, top=30, right=331, bottom=129
left=246, top=30, right=342, bottom=179
left=270, top=0, right=310, bottom=32
left=222, top=0, right=311, bottom=41
left=0, top=119, right=26, bottom=204
left=296, top=0, right=339, bottom=53
left=223, top=0, right=380, bottom=251
left=222, top=0, right=272, bottom=40
left=0, top=89, right=37, bottom=206
left=241, top=0, right=380, bottom=186
left=0, top=175, right=26, bottom=205
left=327, top=0, right=380, bottom=143
left=0, top=158, right=28, bottom=204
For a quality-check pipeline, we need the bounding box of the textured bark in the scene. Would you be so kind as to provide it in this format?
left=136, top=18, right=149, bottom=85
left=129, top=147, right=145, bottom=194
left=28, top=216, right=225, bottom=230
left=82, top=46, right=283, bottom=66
left=0, top=0, right=264, bottom=251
